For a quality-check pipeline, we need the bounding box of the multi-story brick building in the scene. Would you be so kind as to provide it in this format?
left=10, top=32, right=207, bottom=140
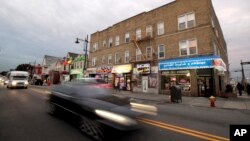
left=88, top=0, right=229, bottom=97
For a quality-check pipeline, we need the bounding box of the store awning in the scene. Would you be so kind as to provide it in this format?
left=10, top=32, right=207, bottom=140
left=159, top=55, right=226, bottom=71
left=111, top=64, right=132, bottom=73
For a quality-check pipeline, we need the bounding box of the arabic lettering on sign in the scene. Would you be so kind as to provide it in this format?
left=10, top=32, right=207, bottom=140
left=97, top=66, right=112, bottom=74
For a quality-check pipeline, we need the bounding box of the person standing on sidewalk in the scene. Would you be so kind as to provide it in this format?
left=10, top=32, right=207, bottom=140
left=246, top=83, right=250, bottom=95
left=237, top=82, right=243, bottom=96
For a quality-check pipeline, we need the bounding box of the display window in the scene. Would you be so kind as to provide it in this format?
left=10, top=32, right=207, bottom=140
left=161, top=70, right=191, bottom=91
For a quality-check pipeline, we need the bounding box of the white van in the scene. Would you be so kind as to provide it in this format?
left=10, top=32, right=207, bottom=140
left=7, top=71, right=29, bottom=89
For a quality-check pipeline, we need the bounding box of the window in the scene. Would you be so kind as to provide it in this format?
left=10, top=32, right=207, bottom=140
left=125, top=51, right=129, bottom=63
left=146, top=47, right=152, bottom=59
left=92, top=57, right=97, bottom=66
left=136, top=28, right=141, bottom=40
left=179, top=39, right=197, bottom=56
left=109, top=38, right=112, bottom=47
left=115, top=36, right=119, bottom=46
left=103, top=40, right=106, bottom=47
left=125, top=32, right=130, bottom=43
left=157, top=22, right=164, bottom=35
left=115, top=53, right=121, bottom=64
left=108, top=54, right=112, bottom=64
left=178, top=12, right=195, bottom=30
left=146, top=25, right=153, bottom=37
left=93, top=43, right=98, bottom=52
left=136, top=48, right=142, bottom=61
left=102, top=56, right=105, bottom=63
left=158, top=45, right=165, bottom=59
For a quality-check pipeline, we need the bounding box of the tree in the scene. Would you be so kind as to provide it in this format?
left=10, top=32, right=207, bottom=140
left=15, top=64, right=33, bottom=72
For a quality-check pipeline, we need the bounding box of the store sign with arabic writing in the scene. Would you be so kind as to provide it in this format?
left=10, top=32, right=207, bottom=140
left=137, top=63, right=150, bottom=74
left=96, top=66, right=112, bottom=74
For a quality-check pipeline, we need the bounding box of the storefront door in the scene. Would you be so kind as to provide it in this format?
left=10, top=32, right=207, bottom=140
left=197, top=76, right=213, bottom=97
left=142, top=76, right=148, bottom=93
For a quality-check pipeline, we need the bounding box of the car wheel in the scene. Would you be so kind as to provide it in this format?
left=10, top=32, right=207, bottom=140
left=47, top=102, right=58, bottom=115
left=79, top=116, right=104, bottom=141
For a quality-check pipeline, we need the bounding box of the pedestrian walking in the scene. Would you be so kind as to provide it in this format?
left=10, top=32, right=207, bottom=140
left=114, top=81, right=120, bottom=92
left=236, top=82, right=243, bottom=96
left=246, top=83, right=250, bottom=95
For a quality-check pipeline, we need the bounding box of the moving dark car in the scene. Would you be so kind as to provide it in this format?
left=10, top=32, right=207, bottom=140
left=46, top=78, right=140, bottom=141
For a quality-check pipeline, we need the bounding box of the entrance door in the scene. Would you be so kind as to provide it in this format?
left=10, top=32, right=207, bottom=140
left=197, top=76, right=213, bottom=97
left=142, top=76, right=148, bottom=93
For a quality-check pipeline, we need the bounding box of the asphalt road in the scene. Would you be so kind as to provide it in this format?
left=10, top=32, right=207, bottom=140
left=1, top=85, right=250, bottom=141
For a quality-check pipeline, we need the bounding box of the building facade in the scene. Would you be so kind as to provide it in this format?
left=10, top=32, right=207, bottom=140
left=89, top=0, right=229, bottom=96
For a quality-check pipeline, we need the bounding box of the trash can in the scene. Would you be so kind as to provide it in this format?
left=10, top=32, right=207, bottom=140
left=170, top=85, right=182, bottom=103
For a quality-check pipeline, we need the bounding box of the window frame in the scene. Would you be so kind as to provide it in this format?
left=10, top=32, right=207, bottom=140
left=125, top=32, right=130, bottom=43
left=178, top=12, right=195, bottom=30
left=157, top=22, right=164, bottom=35
left=146, top=46, right=152, bottom=59
left=108, top=54, right=112, bottom=64
left=146, top=25, right=153, bottom=37
left=115, top=36, right=119, bottom=46
left=109, top=38, right=112, bottom=47
left=92, top=57, right=97, bottom=66
left=136, top=28, right=141, bottom=40
left=158, top=44, right=165, bottom=59
left=125, top=50, right=129, bottom=63
left=179, top=38, right=198, bottom=56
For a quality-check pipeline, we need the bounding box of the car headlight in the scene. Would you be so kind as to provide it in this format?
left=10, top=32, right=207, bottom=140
left=25, top=82, right=29, bottom=85
left=12, top=81, right=17, bottom=85
left=95, top=109, right=137, bottom=126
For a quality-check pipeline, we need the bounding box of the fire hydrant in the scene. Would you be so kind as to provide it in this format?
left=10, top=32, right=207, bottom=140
left=209, top=96, right=216, bottom=107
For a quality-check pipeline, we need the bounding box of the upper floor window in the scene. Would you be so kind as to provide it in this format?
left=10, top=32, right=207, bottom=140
left=108, top=54, right=112, bottom=64
left=93, top=43, right=98, bottom=52
left=109, top=38, right=112, bottom=47
left=125, top=51, right=129, bottom=63
left=125, top=32, right=130, bottom=43
left=102, top=56, right=105, bottom=63
left=146, top=25, right=153, bottom=37
left=115, top=53, right=121, bottom=64
left=157, top=22, right=164, bottom=35
left=92, top=57, right=97, bottom=66
left=136, top=48, right=142, bottom=61
left=179, top=38, right=197, bottom=56
left=178, top=12, right=195, bottom=30
left=136, top=28, right=141, bottom=40
left=158, top=44, right=165, bottom=59
left=103, top=40, right=106, bottom=47
left=146, top=47, right=152, bottom=59
left=115, top=36, right=119, bottom=46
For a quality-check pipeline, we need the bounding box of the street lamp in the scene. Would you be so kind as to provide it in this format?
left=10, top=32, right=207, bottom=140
left=75, top=35, right=89, bottom=71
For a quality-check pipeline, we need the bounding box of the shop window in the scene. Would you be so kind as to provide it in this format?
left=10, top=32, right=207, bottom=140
left=161, top=70, right=191, bottom=92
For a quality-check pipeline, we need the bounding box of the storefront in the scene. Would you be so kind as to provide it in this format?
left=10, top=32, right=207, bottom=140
left=86, top=68, right=97, bottom=78
left=159, top=55, right=226, bottom=97
left=70, top=69, right=83, bottom=79
left=132, top=63, right=158, bottom=94
left=96, top=65, right=113, bottom=83
left=112, top=64, right=132, bottom=91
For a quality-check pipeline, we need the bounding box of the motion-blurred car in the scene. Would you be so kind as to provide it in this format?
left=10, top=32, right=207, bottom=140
left=46, top=78, right=141, bottom=141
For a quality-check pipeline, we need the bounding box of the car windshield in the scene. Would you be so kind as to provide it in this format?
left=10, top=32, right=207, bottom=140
left=12, top=76, right=28, bottom=80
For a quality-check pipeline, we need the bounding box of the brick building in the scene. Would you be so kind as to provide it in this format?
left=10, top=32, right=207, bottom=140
left=88, top=0, right=229, bottom=97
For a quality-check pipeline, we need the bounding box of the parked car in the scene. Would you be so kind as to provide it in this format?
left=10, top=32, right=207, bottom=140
left=46, top=78, right=141, bottom=141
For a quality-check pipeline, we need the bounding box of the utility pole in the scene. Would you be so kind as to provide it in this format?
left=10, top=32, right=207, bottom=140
left=241, top=60, right=245, bottom=85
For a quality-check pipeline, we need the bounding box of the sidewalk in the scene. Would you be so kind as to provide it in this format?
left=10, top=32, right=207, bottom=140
left=30, top=85, right=250, bottom=110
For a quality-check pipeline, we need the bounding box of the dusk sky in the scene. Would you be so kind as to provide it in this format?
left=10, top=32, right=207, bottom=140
left=0, top=0, right=250, bottom=80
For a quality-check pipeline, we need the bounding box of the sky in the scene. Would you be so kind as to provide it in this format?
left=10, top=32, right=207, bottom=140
left=0, top=0, right=250, bottom=80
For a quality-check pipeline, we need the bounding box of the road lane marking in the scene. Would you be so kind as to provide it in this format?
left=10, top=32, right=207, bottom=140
left=137, top=118, right=229, bottom=141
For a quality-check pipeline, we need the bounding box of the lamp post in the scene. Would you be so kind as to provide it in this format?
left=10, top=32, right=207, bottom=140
left=75, top=35, right=89, bottom=73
